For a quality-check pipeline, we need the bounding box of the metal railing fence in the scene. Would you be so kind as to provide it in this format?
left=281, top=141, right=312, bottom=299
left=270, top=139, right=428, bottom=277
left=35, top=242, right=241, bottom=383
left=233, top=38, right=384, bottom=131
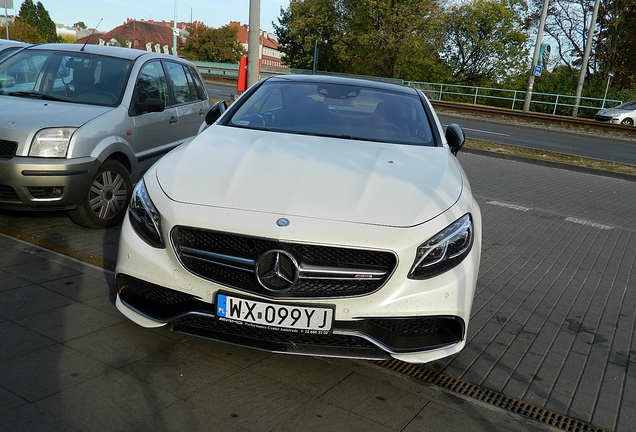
left=192, top=61, right=622, bottom=118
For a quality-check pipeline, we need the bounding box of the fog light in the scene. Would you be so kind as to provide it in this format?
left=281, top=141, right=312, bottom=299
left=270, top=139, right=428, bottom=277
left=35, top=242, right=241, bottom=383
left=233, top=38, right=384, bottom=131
left=27, top=187, right=64, bottom=199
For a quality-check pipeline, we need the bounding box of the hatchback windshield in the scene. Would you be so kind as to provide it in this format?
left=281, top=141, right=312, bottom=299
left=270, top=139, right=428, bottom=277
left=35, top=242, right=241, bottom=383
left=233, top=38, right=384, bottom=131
left=0, top=49, right=132, bottom=107
left=228, top=80, right=435, bottom=146
left=616, top=101, right=636, bottom=110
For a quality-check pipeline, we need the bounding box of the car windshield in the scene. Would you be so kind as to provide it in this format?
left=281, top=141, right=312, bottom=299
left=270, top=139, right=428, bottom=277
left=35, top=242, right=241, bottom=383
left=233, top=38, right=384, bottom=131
left=0, top=49, right=132, bottom=107
left=227, top=80, right=435, bottom=146
left=616, top=101, right=636, bottom=110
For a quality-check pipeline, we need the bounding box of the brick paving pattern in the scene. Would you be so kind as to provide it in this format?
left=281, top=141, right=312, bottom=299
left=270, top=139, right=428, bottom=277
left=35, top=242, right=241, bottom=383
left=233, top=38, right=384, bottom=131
left=1, top=152, right=634, bottom=431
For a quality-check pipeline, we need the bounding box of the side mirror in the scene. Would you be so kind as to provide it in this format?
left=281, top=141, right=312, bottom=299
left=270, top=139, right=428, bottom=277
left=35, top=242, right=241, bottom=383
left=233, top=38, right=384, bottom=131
left=136, top=97, right=165, bottom=114
left=445, top=123, right=465, bottom=156
left=205, top=100, right=228, bottom=125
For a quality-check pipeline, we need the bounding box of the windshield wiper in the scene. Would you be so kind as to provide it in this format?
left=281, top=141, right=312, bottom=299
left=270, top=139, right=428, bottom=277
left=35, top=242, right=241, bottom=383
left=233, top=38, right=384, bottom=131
left=8, top=91, right=68, bottom=102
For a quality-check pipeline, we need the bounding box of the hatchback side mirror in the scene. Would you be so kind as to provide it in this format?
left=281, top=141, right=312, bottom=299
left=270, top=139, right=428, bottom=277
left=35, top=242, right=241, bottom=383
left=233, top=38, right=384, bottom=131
left=205, top=100, right=228, bottom=125
left=446, top=123, right=465, bottom=156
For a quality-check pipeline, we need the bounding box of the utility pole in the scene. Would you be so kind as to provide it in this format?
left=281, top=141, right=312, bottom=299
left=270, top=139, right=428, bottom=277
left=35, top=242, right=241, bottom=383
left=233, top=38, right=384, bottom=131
left=247, top=0, right=261, bottom=88
left=522, top=0, right=549, bottom=112
left=572, top=0, right=601, bottom=117
left=172, top=0, right=178, bottom=56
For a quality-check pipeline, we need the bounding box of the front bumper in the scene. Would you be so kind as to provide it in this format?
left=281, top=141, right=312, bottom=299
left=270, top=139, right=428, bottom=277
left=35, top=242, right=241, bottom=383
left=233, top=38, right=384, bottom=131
left=116, top=273, right=467, bottom=361
left=0, top=156, right=100, bottom=210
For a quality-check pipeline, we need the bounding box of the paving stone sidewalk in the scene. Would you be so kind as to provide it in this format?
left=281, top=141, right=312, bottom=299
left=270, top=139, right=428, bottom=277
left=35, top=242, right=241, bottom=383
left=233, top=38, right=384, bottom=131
left=1, top=152, right=634, bottom=431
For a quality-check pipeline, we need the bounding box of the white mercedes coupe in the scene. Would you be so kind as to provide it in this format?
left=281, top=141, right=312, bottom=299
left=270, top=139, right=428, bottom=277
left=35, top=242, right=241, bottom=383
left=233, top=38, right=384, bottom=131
left=115, top=74, right=482, bottom=364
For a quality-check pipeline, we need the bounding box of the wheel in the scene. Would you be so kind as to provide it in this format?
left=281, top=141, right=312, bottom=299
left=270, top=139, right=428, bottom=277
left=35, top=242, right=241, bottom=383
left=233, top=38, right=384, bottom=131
left=69, top=159, right=132, bottom=229
left=621, top=118, right=634, bottom=126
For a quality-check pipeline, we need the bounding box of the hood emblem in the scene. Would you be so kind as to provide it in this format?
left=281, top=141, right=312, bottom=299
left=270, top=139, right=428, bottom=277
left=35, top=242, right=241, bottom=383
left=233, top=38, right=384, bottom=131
left=276, top=218, right=290, bottom=227
left=255, top=250, right=299, bottom=292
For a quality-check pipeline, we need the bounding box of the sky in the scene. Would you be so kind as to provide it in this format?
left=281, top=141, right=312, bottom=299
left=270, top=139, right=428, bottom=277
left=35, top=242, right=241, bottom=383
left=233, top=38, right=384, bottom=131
left=7, top=0, right=290, bottom=34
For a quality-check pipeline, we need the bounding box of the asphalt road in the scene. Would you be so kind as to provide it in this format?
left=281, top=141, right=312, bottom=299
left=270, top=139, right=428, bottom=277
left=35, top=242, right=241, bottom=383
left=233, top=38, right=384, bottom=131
left=437, top=113, right=636, bottom=166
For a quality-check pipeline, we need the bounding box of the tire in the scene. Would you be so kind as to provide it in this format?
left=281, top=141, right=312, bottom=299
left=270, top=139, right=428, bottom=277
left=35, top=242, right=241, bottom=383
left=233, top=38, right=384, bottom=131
left=621, top=118, right=634, bottom=126
left=69, top=159, right=132, bottom=229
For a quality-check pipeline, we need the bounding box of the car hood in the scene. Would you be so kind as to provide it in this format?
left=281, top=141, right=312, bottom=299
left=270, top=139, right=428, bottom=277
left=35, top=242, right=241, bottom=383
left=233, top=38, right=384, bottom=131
left=0, top=96, right=109, bottom=131
left=597, top=107, right=633, bottom=116
left=155, top=126, right=464, bottom=227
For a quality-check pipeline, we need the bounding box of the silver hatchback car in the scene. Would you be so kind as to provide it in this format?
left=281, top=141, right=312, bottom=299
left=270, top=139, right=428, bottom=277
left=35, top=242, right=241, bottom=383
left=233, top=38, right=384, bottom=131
left=0, top=43, right=210, bottom=228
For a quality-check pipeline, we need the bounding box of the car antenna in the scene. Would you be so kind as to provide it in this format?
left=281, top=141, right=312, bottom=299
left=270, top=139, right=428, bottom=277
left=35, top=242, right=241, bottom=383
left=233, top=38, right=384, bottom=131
left=81, top=18, right=103, bottom=52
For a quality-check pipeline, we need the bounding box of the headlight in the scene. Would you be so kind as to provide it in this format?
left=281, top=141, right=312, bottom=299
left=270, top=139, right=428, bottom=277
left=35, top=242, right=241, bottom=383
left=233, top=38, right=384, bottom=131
left=129, top=179, right=164, bottom=248
left=409, top=214, right=474, bottom=279
left=29, top=128, right=77, bottom=157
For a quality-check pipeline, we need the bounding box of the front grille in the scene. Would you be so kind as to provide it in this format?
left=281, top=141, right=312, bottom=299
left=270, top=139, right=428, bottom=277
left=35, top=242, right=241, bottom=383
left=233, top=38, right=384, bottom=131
left=117, top=274, right=207, bottom=320
left=171, top=227, right=398, bottom=299
left=0, top=185, right=20, bottom=202
left=593, top=115, right=612, bottom=122
left=0, top=140, right=18, bottom=158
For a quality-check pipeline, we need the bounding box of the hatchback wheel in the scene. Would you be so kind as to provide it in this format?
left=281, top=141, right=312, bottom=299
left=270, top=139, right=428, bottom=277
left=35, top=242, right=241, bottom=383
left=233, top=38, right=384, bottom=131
left=621, top=118, right=634, bottom=126
left=69, top=159, right=132, bottom=228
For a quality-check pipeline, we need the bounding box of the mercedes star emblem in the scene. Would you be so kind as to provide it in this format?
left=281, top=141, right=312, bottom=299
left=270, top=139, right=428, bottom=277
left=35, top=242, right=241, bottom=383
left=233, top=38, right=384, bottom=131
left=255, top=249, right=299, bottom=291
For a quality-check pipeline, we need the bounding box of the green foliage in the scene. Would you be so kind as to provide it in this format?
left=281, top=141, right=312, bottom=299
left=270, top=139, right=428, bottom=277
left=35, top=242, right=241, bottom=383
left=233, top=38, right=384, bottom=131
left=73, top=21, right=87, bottom=29
left=440, top=0, right=528, bottom=85
left=596, top=0, right=636, bottom=90
left=179, top=25, right=246, bottom=63
left=273, top=0, right=346, bottom=72
left=17, top=0, right=60, bottom=42
left=3, top=18, right=45, bottom=43
left=274, top=0, right=445, bottom=79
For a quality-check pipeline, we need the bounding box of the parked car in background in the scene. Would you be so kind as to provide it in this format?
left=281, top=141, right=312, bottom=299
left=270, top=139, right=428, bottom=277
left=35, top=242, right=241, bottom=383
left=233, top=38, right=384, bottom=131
left=0, top=40, right=30, bottom=62
left=594, top=101, right=636, bottom=126
left=0, top=43, right=210, bottom=228
left=115, top=74, right=482, bottom=364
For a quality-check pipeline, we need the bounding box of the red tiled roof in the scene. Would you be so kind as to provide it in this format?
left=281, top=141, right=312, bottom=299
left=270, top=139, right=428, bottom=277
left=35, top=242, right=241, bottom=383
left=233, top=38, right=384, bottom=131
left=75, top=20, right=173, bottom=50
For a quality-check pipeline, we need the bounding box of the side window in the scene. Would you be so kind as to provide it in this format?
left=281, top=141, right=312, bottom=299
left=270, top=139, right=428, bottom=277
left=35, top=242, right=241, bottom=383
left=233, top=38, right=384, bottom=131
left=165, top=61, right=197, bottom=104
left=136, top=61, right=169, bottom=106
left=0, top=54, right=46, bottom=91
left=186, top=65, right=208, bottom=101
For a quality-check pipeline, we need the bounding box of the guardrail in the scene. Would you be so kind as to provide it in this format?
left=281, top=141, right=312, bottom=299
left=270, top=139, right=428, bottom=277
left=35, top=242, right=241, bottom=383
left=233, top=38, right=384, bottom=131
left=194, top=62, right=625, bottom=121
left=404, top=81, right=622, bottom=118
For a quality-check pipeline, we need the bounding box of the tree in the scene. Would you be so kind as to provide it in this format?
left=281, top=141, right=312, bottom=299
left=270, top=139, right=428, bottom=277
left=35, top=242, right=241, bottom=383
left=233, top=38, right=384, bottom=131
left=440, top=0, right=529, bottom=85
left=273, top=0, right=445, bottom=79
left=18, top=0, right=60, bottom=42
left=595, top=0, right=636, bottom=89
left=73, top=21, right=87, bottom=29
left=273, top=0, right=346, bottom=72
left=179, top=25, right=246, bottom=63
left=340, top=0, right=444, bottom=78
left=1, top=19, right=45, bottom=43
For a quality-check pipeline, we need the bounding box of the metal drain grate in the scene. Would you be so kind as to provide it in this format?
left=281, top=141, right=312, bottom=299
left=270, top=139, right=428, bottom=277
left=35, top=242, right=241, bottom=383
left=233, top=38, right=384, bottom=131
left=374, top=359, right=607, bottom=432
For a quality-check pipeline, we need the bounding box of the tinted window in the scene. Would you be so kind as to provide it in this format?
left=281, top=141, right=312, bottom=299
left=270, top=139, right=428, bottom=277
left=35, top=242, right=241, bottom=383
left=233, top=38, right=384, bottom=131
left=228, top=81, right=434, bottom=146
left=136, top=60, right=170, bottom=106
left=165, top=61, right=198, bottom=104
left=0, top=49, right=131, bottom=107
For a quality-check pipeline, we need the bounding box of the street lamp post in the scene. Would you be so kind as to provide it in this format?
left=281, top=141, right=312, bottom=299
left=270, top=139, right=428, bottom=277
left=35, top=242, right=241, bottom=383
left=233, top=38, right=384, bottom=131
left=247, top=0, right=261, bottom=88
left=602, top=72, right=614, bottom=109
left=523, top=0, right=549, bottom=112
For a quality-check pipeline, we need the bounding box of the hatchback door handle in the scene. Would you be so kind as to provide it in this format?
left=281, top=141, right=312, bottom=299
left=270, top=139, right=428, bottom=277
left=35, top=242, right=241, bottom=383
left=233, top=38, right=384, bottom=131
left=169, top=116, right=178, bottom=124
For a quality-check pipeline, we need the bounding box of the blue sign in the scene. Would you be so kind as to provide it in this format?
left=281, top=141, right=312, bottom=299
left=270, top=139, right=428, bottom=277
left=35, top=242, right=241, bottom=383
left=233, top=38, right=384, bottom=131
left=533, top=65, right=542, bottom=77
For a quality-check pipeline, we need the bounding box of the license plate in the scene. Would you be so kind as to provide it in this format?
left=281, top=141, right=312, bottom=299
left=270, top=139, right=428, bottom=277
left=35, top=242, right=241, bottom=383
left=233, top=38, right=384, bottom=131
left=216, top=293, right=334, bottom=334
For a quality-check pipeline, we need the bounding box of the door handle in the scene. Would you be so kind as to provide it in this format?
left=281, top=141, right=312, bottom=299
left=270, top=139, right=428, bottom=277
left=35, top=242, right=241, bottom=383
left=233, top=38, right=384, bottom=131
left=169, top=116, right=178, bottom=124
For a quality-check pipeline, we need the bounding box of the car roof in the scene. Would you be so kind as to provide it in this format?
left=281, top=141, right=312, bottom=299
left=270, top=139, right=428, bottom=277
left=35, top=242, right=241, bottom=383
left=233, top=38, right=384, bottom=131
left=0, top=40, right=31, bottom=50
left=266, top=74, right=418, bottom=96
left=23, top=43, right=187, bottom=63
